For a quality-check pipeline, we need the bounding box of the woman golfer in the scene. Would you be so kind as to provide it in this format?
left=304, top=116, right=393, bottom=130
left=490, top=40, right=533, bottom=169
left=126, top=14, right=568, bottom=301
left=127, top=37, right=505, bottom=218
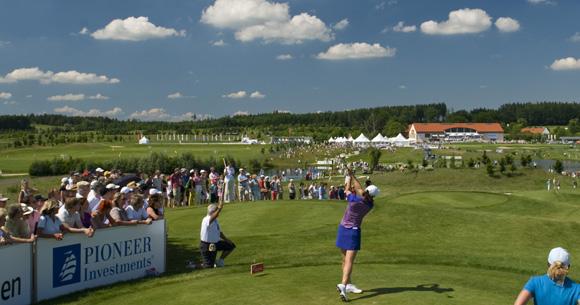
left=335, top=167, right=380, bottom=302
left=514, top=247, right=580, bottom=305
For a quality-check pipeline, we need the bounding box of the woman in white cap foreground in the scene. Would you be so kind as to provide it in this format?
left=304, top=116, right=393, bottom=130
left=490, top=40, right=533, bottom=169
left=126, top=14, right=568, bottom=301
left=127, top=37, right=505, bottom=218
left=335, top=166, right=380, bottom=302
left=514, top=247, right=580, bottom=305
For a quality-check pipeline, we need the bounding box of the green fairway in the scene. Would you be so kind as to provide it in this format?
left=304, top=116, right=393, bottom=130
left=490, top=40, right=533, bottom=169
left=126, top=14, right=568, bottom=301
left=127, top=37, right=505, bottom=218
left=34, top=167, right=580, bottom=305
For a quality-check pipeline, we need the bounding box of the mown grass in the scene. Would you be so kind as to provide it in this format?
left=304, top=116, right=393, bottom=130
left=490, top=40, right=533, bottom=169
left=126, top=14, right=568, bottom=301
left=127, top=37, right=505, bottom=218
left=31, top=166, right=580, bottom=305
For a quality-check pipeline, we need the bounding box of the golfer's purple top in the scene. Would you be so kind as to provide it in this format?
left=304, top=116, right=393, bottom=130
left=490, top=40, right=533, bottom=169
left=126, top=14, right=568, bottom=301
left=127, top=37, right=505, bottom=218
left=340, top=193, right=373, bottom=228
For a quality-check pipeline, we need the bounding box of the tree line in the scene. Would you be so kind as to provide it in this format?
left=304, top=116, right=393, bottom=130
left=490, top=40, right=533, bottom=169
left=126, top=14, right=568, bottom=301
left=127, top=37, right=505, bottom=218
left=2, top=102, right=580, bottom=138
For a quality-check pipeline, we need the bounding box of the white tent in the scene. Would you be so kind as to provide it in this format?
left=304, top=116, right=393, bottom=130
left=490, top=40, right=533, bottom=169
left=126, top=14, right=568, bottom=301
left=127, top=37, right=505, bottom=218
left=371, top=133, right=385, bottom=143
left=328, top=137, right=336, bottom=143
left=391, top=133, right=410, bottom=147
left=353, top=133, right=371, bottom=146
left=139, top=136, right=150, bottom=144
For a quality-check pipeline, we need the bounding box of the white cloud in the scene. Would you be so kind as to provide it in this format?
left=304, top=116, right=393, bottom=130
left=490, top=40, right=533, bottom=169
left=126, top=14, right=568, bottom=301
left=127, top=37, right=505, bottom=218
left=48, top=71, right=120, bottom=84
left=168, top=92, right=183, bottom=99
left=393, top=21, right=417, bottom=32
left=399, top=85, right=407, bottom=90
left=201, top=0, right=290, bottom=29
left=223, top=91, right=247, bottom=98
left=550, top=57, right=580, bottom=70
left=276, top=54, right=293, bottom=60
left=0, top=41, right=11, bottom=47
left=233, top=111, right=249, bottom=116
left=129, top=108, right=210, bottom=122
left=316, top=43, right=396, bottom=60
left=569, top=32, right=580, bottom=42
left=0, top=92, right=12, bottom=99
left=333, top=19, right=349, bottom=30
left=79, top=27, right=89, bottom=35
left=89, top=94, right=109, bottom=100
left=0, top=67, right=119, bottom=84
left=420, top=8, right=492, bottom=35
left=250, top=91, right=265, bottom=98
left=0, top=67, right=53, bottom=83
left=527, top=0, right=555, bottom=4
left=236, top=13, right=333, bottom=44
left=213, top=39, right=227, bottom=46
left=3, top=101, right=18, bottom=105
left=202, top=0, right=333, bottom=44
left=48, top=94, right=85, bottom=101
left=91, top=16, right=186, bottom=41
left=130, top=108, right=171, bottom=120
left=495, top=17, right=520, bottom=32
left=55, top=105, right=124, bottom=117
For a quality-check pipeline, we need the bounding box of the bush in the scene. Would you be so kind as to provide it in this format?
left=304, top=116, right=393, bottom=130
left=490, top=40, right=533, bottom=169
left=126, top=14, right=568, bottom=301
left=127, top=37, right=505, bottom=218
left=29, top=159, right=53, bottom=176
left=486, top=163, right=495, bottom=177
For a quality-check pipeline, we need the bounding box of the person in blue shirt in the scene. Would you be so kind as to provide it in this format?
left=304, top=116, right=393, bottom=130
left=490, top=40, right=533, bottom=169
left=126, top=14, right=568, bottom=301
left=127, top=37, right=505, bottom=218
left=514, top=247, right=580, bottom=305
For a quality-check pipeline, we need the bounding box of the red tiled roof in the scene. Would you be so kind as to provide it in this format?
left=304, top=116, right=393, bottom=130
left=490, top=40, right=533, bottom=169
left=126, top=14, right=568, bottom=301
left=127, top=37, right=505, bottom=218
left=521, top=127, right=547, bottom=134
left=409, top=123, right=504, bottom=133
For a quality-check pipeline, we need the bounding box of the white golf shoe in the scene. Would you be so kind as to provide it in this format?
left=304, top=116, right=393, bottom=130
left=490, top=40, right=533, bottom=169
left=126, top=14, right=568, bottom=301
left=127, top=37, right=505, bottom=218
left=336, top=284, right=348, bottom=302
left=346, top=284, right=362, bottom=294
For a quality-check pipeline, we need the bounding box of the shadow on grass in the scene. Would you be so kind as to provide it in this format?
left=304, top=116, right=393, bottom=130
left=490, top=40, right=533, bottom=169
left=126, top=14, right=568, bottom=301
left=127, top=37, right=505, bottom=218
left=166, top=237, right=200, bottom=275
left=352, top=283, right=454, bottom=301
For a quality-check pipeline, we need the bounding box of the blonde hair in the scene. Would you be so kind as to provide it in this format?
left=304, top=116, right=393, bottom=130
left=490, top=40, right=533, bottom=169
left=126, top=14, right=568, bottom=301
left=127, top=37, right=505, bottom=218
left=40, top=199, right=60, bottom=215
left=548, top=261, right=570, bottom=285
left=21, top=179, right=29, bottom=190
left=130, top=194, right=144, bottom=208
left=112, top=192, right=124, bottom=207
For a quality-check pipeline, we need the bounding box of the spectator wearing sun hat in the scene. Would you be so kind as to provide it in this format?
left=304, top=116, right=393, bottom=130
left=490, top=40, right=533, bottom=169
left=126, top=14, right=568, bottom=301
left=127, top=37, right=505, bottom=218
left=2, top=203, right=35, bottom=243
left=237, top=169, right=250, bottom=201
left=0, top=194, right=9, bottom=209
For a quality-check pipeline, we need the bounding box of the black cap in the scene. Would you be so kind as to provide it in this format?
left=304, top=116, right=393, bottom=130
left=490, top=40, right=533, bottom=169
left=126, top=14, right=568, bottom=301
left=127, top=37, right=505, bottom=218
left=35, top=195, right=47, bottom=201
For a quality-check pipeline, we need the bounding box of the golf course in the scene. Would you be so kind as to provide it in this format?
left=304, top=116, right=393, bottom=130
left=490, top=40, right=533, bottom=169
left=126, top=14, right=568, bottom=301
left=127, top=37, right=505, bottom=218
left=1, top=141, right=579, bottom=304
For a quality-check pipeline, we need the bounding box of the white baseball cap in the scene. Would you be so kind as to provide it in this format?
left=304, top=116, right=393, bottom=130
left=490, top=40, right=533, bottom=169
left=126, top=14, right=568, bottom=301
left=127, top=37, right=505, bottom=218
left=120, top=186, right=133, bottom=194
left=149, top=188, right=162, bottom=196
left=548, top=247, right=570, bottom=266
left=200, top=169, right=206, bottom=173
left=96, top=167, right=104, bottom=172
left=61, top=177, right=69, bottom=183
left=365, top=185, right=380, bottom=197
left=106, top=183, right=120, bottom=190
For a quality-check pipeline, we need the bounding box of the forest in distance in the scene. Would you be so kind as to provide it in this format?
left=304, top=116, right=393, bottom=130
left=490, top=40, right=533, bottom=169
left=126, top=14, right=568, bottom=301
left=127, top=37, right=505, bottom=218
left=1, top=101, right=580, bottom=140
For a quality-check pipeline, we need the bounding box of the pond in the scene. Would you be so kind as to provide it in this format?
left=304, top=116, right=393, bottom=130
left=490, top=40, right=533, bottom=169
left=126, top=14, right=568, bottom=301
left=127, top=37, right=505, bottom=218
left=516, top=159, right=580, bottom=172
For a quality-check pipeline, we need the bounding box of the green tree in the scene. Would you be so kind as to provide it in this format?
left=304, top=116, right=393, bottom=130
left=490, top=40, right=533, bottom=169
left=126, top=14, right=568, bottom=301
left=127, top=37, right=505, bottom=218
left=369, top=147, right=382, bottom=169
left=486, top=163, right=495, bottom=176
left=383, top=117, right=407, bottom=137
left=568, top=118, right=580, bottom=135
left=554, top=160, right=563, bottom=174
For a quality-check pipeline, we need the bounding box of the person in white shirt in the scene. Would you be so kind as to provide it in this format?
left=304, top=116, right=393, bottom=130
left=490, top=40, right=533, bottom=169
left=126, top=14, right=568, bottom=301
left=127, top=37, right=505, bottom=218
left=87, top=182, right=103, bottom=211
left=57, top=198, right=94, bottom=237
left=187, top=199, right=235, bottom=269
left=126, top=194, right=152, bottom=222
left=223, top=162, right=235, bottom=203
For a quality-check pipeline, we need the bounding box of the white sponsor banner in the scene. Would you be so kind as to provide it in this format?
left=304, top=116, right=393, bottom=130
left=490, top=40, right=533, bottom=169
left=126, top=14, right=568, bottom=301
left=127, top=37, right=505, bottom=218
left=35, top=220, right=166, bottom=302
left=0, top=243, right=32, bottom=305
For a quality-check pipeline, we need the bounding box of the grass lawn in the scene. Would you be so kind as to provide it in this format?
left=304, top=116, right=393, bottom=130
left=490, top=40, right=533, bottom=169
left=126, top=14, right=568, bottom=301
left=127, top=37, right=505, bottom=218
left=33, top=167, right=580, bottom=305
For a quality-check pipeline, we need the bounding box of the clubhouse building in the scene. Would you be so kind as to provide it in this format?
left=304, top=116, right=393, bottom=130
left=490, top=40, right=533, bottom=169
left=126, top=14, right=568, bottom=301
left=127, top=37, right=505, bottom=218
left=408, top=123, right=505, bottom=142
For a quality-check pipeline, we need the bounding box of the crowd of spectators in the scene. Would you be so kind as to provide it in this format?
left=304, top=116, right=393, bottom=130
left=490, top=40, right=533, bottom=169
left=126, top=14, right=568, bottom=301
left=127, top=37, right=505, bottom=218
left=0, top=162, right=363, bottom=247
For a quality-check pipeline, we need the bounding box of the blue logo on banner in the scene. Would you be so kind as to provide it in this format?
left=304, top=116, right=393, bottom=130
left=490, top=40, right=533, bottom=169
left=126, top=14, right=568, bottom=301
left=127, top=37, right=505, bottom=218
left=53, top=244, right=81, bottom=288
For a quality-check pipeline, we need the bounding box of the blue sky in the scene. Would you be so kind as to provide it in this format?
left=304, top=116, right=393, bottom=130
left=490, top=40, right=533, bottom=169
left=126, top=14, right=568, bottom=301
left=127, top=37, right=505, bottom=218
left=0, top=0, right=579, bottom=121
